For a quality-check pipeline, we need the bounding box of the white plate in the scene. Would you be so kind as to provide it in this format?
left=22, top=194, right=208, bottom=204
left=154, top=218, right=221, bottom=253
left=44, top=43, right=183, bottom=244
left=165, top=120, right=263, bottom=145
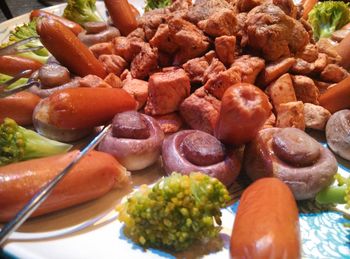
left=0, top=2, right=349, bottom=258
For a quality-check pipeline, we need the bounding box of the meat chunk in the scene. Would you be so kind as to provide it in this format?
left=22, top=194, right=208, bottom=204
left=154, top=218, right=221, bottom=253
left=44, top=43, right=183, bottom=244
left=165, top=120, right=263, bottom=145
left=182, top=56, right=210, bottom=84
left=237, top=0, right=266, bottom=12
left=290, top=53, right=328, bottom=75
left=127, top=28, right=146, bottom=41
left=320, top=64, right=349, bottom=83
left=304, top=103, right=331, bottom=131
left=98, top=54, right=127, bottom=76
left=149, top=24, right=178, bottom=54
left=130, top=44, right=158, bottom=79
left=243, top=4, right=309, bottom=61
left=203, top=58, right=226, bottom=82
left=295, top=44, right=318, bottom=63
left=186, top=0, right=233, bottom=23
left=215, top=35, right=236, bottom=66
left=112, top=37, right=145, bottom=62
left=145, top=68, right=190, bottom=115
left=168, top=17, right=210, bottom=65
left=138, top=8, right=169, bottom=40
left=180, top=87, right=221, bottom=134
left=272, top=0, right=297, bottom=18
left=122, top=78, right=148, bottom=109
left=204, top=66, right=241, bottom=99
left=197, top=9, right=237, bottom=37
left=89, top=42, right=115, bottom=58
left=266, top=73, right=296, bottom=112
left=104, top=73, right=122, bottom=88
left=276, top=101, right=305, bottom=130
left=153, top=112, right=183, bottom=133
left=292, top=75, right=319, bottom=104
left=316, top=38, right=342, bottom=64
left=257, top=57, right=295, bottom=86
left=230, top=55, right=265, bottom=84
left=79, top=75, right=111, bottom=88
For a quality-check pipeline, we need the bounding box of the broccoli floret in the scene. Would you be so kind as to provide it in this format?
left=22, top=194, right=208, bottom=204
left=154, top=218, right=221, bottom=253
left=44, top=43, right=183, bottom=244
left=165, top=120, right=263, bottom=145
left=145, top=0, right=171, bottom=12
left=63, top=0, right=103, bottom=25
left=0, top=118, right=72, bottom=166
left=117, top=172, right=230, bottom=251
left=308, top=1, right=350, bottom=41
left=0, top=73, right=28, bottom=90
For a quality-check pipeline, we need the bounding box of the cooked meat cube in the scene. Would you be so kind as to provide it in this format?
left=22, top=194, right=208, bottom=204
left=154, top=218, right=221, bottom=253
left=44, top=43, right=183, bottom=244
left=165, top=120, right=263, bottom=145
left=182, top=56, right=210, bottom=84
left=79, top=75, right=111, bottom=88
left=112, top=37, right=144, bottom=62
left=138, top=8, right=169, bottom=40
left=145, top=68, right=190, bottom=115
left=215, top=36, right=236, bottom=66
left=313, top=53, right=329, bottom=73
left=316, top=38, right=342, bottom=64
left=290, top=58, right=314, bottom=75
left=304, top=103, right=331, bottom=131
left=104, top=73, right=122, bottom=88
left=272, top=0, right=297, bottom=18
left=204, top=50, right=217, bottom=62
left=236, top=12, right=248, bottom=41
left=203, top=58, right=226, bottom=82
left=266, top=73, right=296, bottom=112
left=295, top=44, right=318, bottom=63
left=89, top=42, right=115, bottom=58
left=230, top=55, right=265, bottom=84
left=99, top=54, right=127, bottom=76
left=276, top=101, right=305, bottom=130
left=149, top=24, right=178, bottom=54
left=262, top=112, right=276, bottom=129
left=197, top=9, right=237, bottom=37
left=292, top=75, right=319, bottom=104
left=257, top=57, right=295, bottom=86
left=168, top=17, right=210, bottom=65
left=243, top=4, right=309, bottom=61
left=127, top=28, right=146, bottom=41
left=168, top=0, right=192, bottom=12
left=320, top=64, right=349, bottom=83
left=130, top=44, right=158, bottom=79
left=204, top=66, right=241, bottom=99
left=180, top=87, right=221, bottom=134
left=153, top=112, right=183, bottom=133
left=186, top=0, right=233, bottom=23
left=237, top=0, right=266, bottom=12
left=122, top=78, right=148, bottom=109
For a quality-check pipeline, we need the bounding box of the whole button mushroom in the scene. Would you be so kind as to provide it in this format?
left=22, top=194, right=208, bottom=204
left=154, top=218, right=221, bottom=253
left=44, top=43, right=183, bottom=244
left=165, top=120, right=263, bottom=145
left=244, top=127, right=338, bottom=200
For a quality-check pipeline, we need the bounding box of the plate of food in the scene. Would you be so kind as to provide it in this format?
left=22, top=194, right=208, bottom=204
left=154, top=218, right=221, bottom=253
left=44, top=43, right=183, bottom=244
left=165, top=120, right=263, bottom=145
left=0, top=0, right=349, bottom=258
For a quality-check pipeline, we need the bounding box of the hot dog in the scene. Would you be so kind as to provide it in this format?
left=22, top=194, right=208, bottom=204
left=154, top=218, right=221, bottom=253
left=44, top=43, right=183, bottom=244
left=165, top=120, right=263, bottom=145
left=230, top=178, right=301, bottom=259
left=30, top=9, right=84, bottom=35
left=36, top=18, right=107, bottom=78
left=302, top=0, right=318, bottom=20
left=34, top=87, right=137, bottom=130
left=0, top=150, right=130, bottom=222
left=104, top=0, right=138, bottom=36
left=0, top=91, right=40, bottom=126
left=0, top=55, right=42, bottom=77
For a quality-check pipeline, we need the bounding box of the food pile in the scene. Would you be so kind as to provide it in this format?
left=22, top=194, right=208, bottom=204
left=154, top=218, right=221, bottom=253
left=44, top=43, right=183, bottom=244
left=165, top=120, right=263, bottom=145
left=0, top=0, right=350, bottom=256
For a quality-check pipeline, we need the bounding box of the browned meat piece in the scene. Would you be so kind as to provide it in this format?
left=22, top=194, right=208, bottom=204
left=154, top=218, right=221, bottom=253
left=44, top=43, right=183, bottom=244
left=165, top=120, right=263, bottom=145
left=314, top=53, right=329, bottom=73
left=130, top=44, right=158, bottom=79
left=236, top=12, right=248, bottom=41
left=120, top=69, right=131, bottom=81
left=99, top=54, right=127, bottom=76
left=304, top=103, right=331, bottom=131
left=127, top=28, right=146, bottom=41
left=316, top=38, right=342, bottom=64
left=262, top=112, right=276, bottom=128
left=313, top=80, right=332, bottom=94
left=272, top=0, right=297, bottom=18
left=276, top=101, right=305, bottom=130
left=243, top=4, right=309, bottom=61
left=197, top=9, right=237, bottom=37
left=149, top=24, right=178, bottom=54
left=104, top=73, right=122, bottom=88
left=180, top=87, right=221, bottom=134
left=122, top=78, right=148, bottom=109
left=182, top=56, right=210, bottom=84
left=203, top=58, right=226, bottom=82
left=89, top=42, right=115, bottom=58
left=204, top=50, right=217, bottom=62
left=300, top=18, right=314, bottom=43
left=145, top=68, right=190, bottom=115
left=257, top=57, right=295, bottom=86
left=79, top=75, right=111, bottom=88
left=230, top=55, right=265, bottom=84
left=152, top=112, right=183, bottom=133
left=292, top=75, right=319, bottom=104
left=290, top=53, right=328, bottom=75
left=237, top=0, right=266, bottom=12
left=295, top=44, right=318, bottom=63
left=138, top=8, right=169, bottom=40
left=168, top=17, right=210, bottom=65
left=204, top=66, right=241, bottom=99
left=168, top=0, right=192, bottom=12
left=112, top=37, right=145, bottom=62
left=266, top=73, right=296, bottom=112
left=320, top=64, right=349, bottom=83
left=186, top=0, right=233, bottom=23
left=215, top=36, right=236, bottom=66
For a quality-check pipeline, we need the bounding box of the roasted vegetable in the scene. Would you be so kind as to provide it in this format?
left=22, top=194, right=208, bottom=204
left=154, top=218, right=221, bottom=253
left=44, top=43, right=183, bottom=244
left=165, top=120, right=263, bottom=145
left=117, top=172, right=230, bottom=251
left=145, top=0, right=171, bottom=11
left=308, top=1, right=350, bottom=41
left=63, top=0, right=103, bottom=25
left=0, top=118, right=72, bottom=166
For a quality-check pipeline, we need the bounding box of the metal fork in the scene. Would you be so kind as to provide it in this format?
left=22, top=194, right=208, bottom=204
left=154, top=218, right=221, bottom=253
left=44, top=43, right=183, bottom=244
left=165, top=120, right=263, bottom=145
left=0, top=36, right=43, bottom=56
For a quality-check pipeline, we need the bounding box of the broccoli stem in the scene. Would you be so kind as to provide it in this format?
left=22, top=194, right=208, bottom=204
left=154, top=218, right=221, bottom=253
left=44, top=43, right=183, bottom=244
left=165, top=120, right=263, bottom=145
left=316, top=184, right=347, bottom=205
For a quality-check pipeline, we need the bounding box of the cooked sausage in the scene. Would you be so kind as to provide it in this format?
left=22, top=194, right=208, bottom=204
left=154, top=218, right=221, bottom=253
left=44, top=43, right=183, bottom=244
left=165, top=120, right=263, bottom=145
left=83, top=21, right=108, bottom=34
left=230, top=177, right=301, bottom=259
left=0, top=91, right=40, bottom=126
left=78, top=26, right=120, bottom=47
left=38, top=63, right=71, bottom=89
left=0, top=150, right=129, bottom=222
left=112, top=111, right=150, bottom=139
left=36, top=17, right=107, bottom=78
left=0, top=55, right=42, bottom=77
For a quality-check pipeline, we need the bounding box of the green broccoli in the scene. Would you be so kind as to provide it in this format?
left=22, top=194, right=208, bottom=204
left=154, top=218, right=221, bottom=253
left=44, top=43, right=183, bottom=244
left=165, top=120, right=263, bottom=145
left=63, top=0, right=103, bottom=25
left=308, top=1, right=350, bottom=41
left=0, top=73, right=28, bottom=90
left=117, top=172, right=230, bottom=251
left=145, top=0, right=171, bottom=12
left=0, top=118, right=72, bottom=166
